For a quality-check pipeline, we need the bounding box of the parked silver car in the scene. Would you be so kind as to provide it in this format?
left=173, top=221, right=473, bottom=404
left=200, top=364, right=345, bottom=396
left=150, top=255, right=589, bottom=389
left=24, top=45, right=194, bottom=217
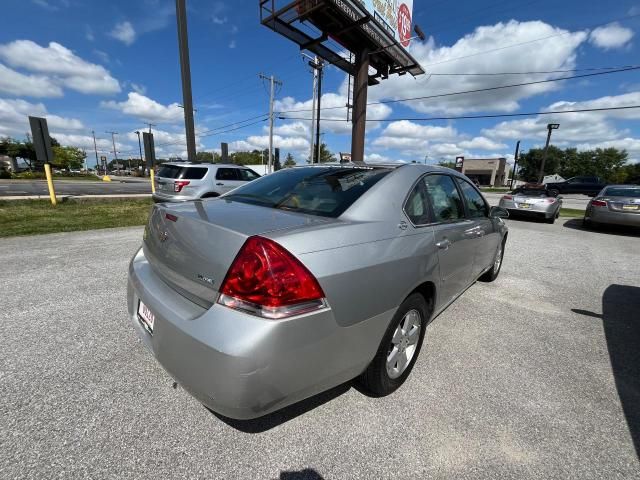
left=498, top=183, right=562, bottom=223
left=583, top=184, right=640, bottom=228
left=152, top=163, right=261, bottom=202
left=128, top=164, right=509, bottom=419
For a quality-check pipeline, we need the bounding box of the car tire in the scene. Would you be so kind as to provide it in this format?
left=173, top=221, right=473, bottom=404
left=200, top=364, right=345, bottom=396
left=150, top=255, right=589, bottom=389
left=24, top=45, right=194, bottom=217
left=358, top=293, right=429, bottom=397
left=545, top=214, right=556, bottom=224
left=583, top=218, right=597, bottom=229
left=479, top=236, right=506, bottom=282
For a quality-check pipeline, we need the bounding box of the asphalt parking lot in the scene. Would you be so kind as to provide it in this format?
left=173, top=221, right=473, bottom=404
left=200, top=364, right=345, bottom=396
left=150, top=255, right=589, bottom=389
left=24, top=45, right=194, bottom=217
left=1, top=219, right=639, bottom=479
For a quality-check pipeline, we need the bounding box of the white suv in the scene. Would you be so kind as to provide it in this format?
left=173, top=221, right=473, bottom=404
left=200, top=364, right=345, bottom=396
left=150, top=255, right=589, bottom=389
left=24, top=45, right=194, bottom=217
left=152, top=163, right=261, bottom=202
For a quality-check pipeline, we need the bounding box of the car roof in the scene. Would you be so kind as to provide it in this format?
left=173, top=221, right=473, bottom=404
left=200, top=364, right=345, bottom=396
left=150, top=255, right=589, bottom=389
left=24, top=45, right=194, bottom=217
left=293, top=162, right=465, bottom=176
left=159, top=162, right=252, bottom=168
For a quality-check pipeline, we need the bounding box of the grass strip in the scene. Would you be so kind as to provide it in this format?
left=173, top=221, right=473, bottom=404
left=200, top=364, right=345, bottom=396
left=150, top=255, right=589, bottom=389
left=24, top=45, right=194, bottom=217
left=0, top=198, right=153, bottom=237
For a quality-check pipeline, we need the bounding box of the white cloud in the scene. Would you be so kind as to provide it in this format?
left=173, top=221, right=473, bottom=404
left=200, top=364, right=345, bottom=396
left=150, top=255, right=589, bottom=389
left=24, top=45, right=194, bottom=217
left=0, top=64, right=63, bottom=97
left=365, top=20, right=587, bottom=115
left=459, top=136, right=507, bottom=150
left=110, top=21, right=137, bottom=46
left=269, top=122, right=310, bottom=138
left=85, top=25, right=95, bottom=42
left=230, top=135, right=310, bottom=154
left=51, top=133, right=131, bottom=155
left=378, top=120, right=457, bottom=140
left=229, top=40, right=236, bottom=49
left=130, top=83, right=147, bottom=95
left=212, top=16, right=228, bottom=25
left=0, top=40, right=120, bottom=95
left=574, top=138, right=640, bottom=162
left=483, top=91, right=640, bottom=144
left=589, top=23, right=634, bottom=50
left=102, top=92, right=184, bottom=123
left=0, top=98, right=84, bottom=137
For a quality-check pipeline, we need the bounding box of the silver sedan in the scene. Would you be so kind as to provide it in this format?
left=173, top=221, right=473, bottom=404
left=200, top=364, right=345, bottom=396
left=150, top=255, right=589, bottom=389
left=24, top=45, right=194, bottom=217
left=127, top=164, right=509, bottom=419
left=583, top=184, right=640, bottom=228
left=498, top=184, right=562, bottom=223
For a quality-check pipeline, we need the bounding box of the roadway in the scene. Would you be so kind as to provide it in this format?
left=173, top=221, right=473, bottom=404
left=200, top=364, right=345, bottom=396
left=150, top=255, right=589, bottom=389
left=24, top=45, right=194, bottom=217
left=0, top=178, right=152, bottom=197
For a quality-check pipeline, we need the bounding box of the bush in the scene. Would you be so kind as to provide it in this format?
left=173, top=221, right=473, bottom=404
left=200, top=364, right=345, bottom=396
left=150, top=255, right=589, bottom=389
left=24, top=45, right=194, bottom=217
left=0, top=169, right=11, bottom=179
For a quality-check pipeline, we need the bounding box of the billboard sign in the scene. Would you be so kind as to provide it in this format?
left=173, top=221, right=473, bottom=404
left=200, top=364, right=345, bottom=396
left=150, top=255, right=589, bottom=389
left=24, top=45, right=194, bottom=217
left=358, top=0, right=414, bottom=46
left=455, top=156, right=464, bottom=172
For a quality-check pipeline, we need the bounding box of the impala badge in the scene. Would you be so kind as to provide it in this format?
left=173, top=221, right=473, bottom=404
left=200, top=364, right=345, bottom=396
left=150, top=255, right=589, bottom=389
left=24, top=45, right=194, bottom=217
left=158, top=230, right=168, bottom=243
left=197, top=274, right=215, bottom=286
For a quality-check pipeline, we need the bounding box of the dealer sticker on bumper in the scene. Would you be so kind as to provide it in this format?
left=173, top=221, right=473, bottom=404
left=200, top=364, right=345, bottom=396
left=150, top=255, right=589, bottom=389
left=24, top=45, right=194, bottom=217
left=137, top=300, right=155, bottom=333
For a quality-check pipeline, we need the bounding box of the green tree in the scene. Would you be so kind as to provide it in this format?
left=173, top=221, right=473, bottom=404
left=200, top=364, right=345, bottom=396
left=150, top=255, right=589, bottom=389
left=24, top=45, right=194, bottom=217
left=308, top=143, right=336, bottom=163
left=283, top=152, right=296, bottom=168
left=437, top=160, right=456, bottom=169
left=52, top=146, right=86, bottom=170
left=196, top=151, right=214, bottom=163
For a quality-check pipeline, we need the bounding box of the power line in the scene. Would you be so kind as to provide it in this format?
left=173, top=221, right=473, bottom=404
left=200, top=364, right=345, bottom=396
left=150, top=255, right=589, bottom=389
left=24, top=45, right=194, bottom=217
left=279, top=104, right=640, bottom=122
left=276, top=65, right=640, bottom=114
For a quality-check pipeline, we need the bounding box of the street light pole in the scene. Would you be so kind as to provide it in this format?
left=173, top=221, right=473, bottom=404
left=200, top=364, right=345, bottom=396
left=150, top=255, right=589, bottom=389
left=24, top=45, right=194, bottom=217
left=91, top=130, right=100, bottom=173
left=538, top=123, right=560, bottom=184
left=106, top=131, right=118, bottom=174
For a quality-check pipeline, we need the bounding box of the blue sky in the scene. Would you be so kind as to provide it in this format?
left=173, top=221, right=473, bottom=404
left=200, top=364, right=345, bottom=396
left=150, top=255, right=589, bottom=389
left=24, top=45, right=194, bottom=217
left=1, top=0, right=639, bottom=165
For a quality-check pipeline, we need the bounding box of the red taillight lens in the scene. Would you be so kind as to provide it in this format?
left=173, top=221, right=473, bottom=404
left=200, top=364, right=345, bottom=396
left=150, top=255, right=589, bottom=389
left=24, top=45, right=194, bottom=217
left=502, top=195, right=512, bottom=200
left=546, top=198, right=556, bottom=204
left=218, top=236, right=326, bottom=318
left=592, top=199, right=607, bottom=207
left=174, top=180, right=190, bottom=192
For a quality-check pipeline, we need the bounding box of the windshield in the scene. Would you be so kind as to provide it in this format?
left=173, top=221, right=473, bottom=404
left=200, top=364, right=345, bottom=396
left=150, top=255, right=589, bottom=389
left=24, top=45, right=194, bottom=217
left=603, top=186, right=640, bottom=198
left=222, top=167, right=392, bottom=217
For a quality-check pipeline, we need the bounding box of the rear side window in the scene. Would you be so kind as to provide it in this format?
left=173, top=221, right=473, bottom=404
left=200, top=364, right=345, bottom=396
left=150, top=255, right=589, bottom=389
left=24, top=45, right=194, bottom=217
left=604, top=186, right=640, bottom=197
left=181, top=167, right=207, bottom=180
left=216, top=168, right=239, bottom=180
left=239, top=169, right=260, bottom=181
left=423, top=175, right=465, bottom=223
left=456, top=178, right=488, bottom=218
left=157, top=165, right=181, bottom=178
left=404, top=178, right=431, bottom=225
left=223, top=167, right=391, bottom=218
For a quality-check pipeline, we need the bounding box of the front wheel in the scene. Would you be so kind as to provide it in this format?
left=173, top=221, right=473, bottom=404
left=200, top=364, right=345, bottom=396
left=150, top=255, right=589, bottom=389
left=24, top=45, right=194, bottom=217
left=358, top=293, right=429, bottom=397
left=479, top=237, right=506, bottom=282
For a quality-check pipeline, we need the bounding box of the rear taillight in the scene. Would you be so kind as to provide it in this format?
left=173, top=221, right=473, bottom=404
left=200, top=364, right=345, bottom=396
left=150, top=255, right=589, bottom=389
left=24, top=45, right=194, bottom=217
left=174, top=180, right=190, bottom=192
left=502, top=195, right=513, bottom=200
left=546, top=198, right=556, bottom=204
left=592, top=199, right=607, bottom=207
left=218, top=236, right=326, bottom=319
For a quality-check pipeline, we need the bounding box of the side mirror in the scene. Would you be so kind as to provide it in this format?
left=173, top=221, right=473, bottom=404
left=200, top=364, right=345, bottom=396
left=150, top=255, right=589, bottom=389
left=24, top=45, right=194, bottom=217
left=489, top=206, right=509, bottom=219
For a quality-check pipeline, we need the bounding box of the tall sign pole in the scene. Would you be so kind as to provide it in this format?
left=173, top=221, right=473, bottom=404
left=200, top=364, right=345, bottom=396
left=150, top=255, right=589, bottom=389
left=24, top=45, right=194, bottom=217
left=259, top=73, right=282, bottom=173
left=309, top=57, right=318, bottom=163
left=92, top=130, right=100, bottom=172
left=29, top=116, right=57, bottom=205
left=176, top=0, right=197, bottom=162
left=350, top=48, right=370, bottom=162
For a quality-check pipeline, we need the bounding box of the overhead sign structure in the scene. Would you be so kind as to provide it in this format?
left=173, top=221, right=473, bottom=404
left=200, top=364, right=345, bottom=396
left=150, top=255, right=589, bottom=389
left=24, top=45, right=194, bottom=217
left=260, top=0, right=424, bottom=163
left=340, top=152, right=352, bottom=163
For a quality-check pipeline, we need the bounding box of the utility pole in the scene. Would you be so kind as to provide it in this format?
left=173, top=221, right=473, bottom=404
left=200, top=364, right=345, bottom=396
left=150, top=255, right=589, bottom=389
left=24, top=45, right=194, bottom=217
left=91, top=130, right=100, bottom=173
left=510, top=141, right=520, bottom=189
left=175, top=0, right=197, bottom=162
left=309, top=57, right=318, bottom=163
left=135, top=131, right=144, bottom=173
left=146, top=123, right=156, bottom=134
left=106, top=131, right=118, bottom=173
left=259, top=73, right=282, bottom=173
left=538, top=124, right=560, bottom=184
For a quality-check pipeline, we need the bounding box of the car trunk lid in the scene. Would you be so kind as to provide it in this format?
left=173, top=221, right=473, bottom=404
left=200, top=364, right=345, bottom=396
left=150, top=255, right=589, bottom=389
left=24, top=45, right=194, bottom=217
left=602, top=196, right=640, bottom=214
left=143, top=199, right=335, bottom=307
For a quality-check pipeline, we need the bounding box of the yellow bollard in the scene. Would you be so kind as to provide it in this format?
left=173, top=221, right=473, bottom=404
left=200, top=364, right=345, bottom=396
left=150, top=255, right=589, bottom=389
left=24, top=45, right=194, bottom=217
left=102, top=175, right=112, bottom=182
left=43, top=163, right=57, bottom=206
left=150, top=168, right=156, bottom=193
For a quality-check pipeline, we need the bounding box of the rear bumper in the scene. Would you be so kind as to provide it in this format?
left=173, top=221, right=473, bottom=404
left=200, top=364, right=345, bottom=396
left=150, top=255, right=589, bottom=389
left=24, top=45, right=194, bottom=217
left=504, top=207, right=556, bottom=219
left=127, top=248, right=389, bottom=419
left=587, top=208, right=640, bottom=227
left=152, top=192, right=198, bottom=203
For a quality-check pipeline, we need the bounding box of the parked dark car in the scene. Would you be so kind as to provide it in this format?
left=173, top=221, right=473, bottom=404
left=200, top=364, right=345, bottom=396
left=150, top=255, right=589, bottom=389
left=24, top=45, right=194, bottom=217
left=545, top=176, right=607, bottom=197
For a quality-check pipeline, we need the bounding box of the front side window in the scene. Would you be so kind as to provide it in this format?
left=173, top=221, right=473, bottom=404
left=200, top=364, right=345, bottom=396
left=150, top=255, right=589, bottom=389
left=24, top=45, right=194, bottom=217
left=456, top=178, right=488, bottom=218
left=423, top=175, right=465, bottom=223
left=216, top=168, right=239, bottom=180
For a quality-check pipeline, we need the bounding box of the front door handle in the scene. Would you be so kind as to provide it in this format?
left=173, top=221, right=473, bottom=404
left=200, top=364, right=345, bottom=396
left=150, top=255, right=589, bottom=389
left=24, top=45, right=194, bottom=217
left=216, top=182, right=224, bottom=186
left=435, top=239, right=451, bottom=250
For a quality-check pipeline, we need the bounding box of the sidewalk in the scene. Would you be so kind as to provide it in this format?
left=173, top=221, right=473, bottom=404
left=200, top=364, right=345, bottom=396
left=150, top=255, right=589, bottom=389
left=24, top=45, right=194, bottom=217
left=0, top=194, right=152, bottom=201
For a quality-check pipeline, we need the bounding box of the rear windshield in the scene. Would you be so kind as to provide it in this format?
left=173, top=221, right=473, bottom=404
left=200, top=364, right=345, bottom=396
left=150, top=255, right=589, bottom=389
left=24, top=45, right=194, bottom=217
left=603, top=186, right=640, bottom=197
left=514, top=188, right=548, bottom=197
left=222, top=167, right=392, bottom=217
left=157, top=165, right=207, bottom=180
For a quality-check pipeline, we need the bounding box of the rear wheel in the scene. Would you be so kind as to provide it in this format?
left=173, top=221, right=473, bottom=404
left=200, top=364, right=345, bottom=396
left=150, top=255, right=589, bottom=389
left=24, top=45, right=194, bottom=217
left=479, top=236, right=506, bottom=282
left=358, top=293, right=429, bottom=397
left=545, top=213, right=556, bottom=224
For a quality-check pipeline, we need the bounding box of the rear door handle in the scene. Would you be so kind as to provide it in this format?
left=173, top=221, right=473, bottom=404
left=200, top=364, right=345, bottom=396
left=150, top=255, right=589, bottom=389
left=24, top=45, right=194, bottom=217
left=216, top=182, right=224, bottom=186
left=435, top=239, right=451, bottom=250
